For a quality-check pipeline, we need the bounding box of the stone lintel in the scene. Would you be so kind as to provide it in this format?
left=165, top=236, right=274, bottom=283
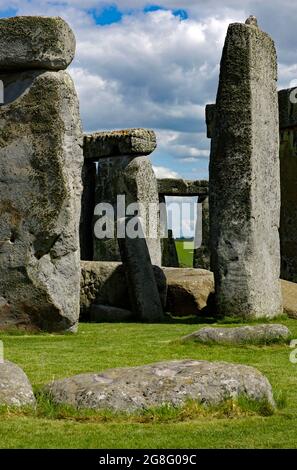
left=84, top=128, right=157, bottom=160
left=157, top=178, right=209, bottom=197
left=0, top=16, right=75, bottom=71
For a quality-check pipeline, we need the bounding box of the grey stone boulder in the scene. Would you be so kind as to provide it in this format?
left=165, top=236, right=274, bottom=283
left=182, top=324, right=291, bottom=345
left=90, top=304, right=133, bottom=322
left=0, top=16, right=76, bottom=71
left=43, top=360, right=275, bottom=412
left=0, top=361, right=36, bottom=407
left=84, top=128, right=156, bottom=160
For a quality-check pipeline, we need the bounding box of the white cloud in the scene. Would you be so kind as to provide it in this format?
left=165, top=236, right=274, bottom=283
left=152, top=166, right=181, bottom=179
left=1, top=1, right=296, bottom=179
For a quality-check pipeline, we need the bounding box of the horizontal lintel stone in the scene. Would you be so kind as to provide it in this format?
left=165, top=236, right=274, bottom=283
left=84, top=128, right=157, bottom=160
left=0, top=16, right=75, bottom=71
left=157, top=178, right=209, bottom=196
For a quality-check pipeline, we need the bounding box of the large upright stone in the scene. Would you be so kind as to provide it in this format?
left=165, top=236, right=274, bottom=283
left=209, top=20, right=282, bottom=318
left=88, top=130, right=162, bottom=266
left=0, top=16, right=75, bottom=71
left=0, top=21, right=83, bottom=331
left=278, top=88, right=297, bottom=281
left=193, top=196, right=210, bottom=270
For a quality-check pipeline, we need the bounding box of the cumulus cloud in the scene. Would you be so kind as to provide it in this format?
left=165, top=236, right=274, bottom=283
left=1, top=0, right=296, bottom=181
left=152, top=165, right=181, bottom=179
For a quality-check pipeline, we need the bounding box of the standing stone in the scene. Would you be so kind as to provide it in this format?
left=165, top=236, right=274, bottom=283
left=85, top=129, right=161, bottom=266
left=278, top=88, right=297, bottom=281
left=193, top=196, right=210, bottom=270
left=209, top=19, right=282, bottom=318
left=80, top=160, right=96, bottom=261
left=0, top=18, right=83, bottom=332
left=117, top=217, right=164, bottom=322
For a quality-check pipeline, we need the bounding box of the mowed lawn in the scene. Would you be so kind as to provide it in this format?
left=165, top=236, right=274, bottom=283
left=175, top=240, right=194, bottom=267
left=0, top=319, right=297, bottom=448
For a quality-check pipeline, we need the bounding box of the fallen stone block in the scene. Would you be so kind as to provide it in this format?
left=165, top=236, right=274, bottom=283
left=0, top=361, right=36, bottom=407
left=165, top=268, right=214, bottom=316
left=90, top=304, right=133, bottom=322
left=281, top=279, right=297, bottom=319
left=0, top=16, right=75, bottom=71
left=182, top=324, right=291, bottom=345
left=43, top=359, right=275, bottom=412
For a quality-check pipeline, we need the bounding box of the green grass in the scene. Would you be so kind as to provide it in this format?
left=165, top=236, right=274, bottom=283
left=0, top=319, right=297, bottom=448
left=175, top=240, right=194, bottom=267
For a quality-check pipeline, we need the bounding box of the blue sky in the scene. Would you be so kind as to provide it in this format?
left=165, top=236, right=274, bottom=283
left=1, top=1, right=297, bottom=235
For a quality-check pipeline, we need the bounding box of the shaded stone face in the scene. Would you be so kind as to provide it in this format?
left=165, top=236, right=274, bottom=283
left=278, top=88, right=297, bottom=281
left=80, top=261, right=167, bottom=320
left=117, top=217, right=164, bottom=322
left=94, top=155, right=162, bottom=266
left=209, top=22, right=282, bottom=318
left=0, top=16, right=76, bottom=71
left=0, top=70, right=83, bottom=331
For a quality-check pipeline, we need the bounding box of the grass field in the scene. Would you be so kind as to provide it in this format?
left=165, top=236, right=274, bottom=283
left=1, top=318, right=297, bottom=448
left=175, top=240, right=194, bottom=267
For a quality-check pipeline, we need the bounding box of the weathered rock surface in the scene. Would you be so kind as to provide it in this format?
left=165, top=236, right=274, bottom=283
left=281, top=279, right=297, bottom=319
left=209, top=20, right=282, bottom=318
left=0, top=70, right=83, bottom=331
left=0, top=16, right=75, bottom=71
left=80, top=261, right=167, bottom=319
left=43, top=360, right=275, bottom=412
left=157, top=178, right=208, bottom=197
left=165, top=268, right=214, bottom=316
left=94, top=153, right=162, bottom=266
left=117, top=217, right=164, bottom=322
left=84, top=129, right=156, bottom=160
left=0, top=361, right=36, bottom=406
left=182, top=324, right=291, bottom=345
left=91, top=304, right=133, bottom=322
